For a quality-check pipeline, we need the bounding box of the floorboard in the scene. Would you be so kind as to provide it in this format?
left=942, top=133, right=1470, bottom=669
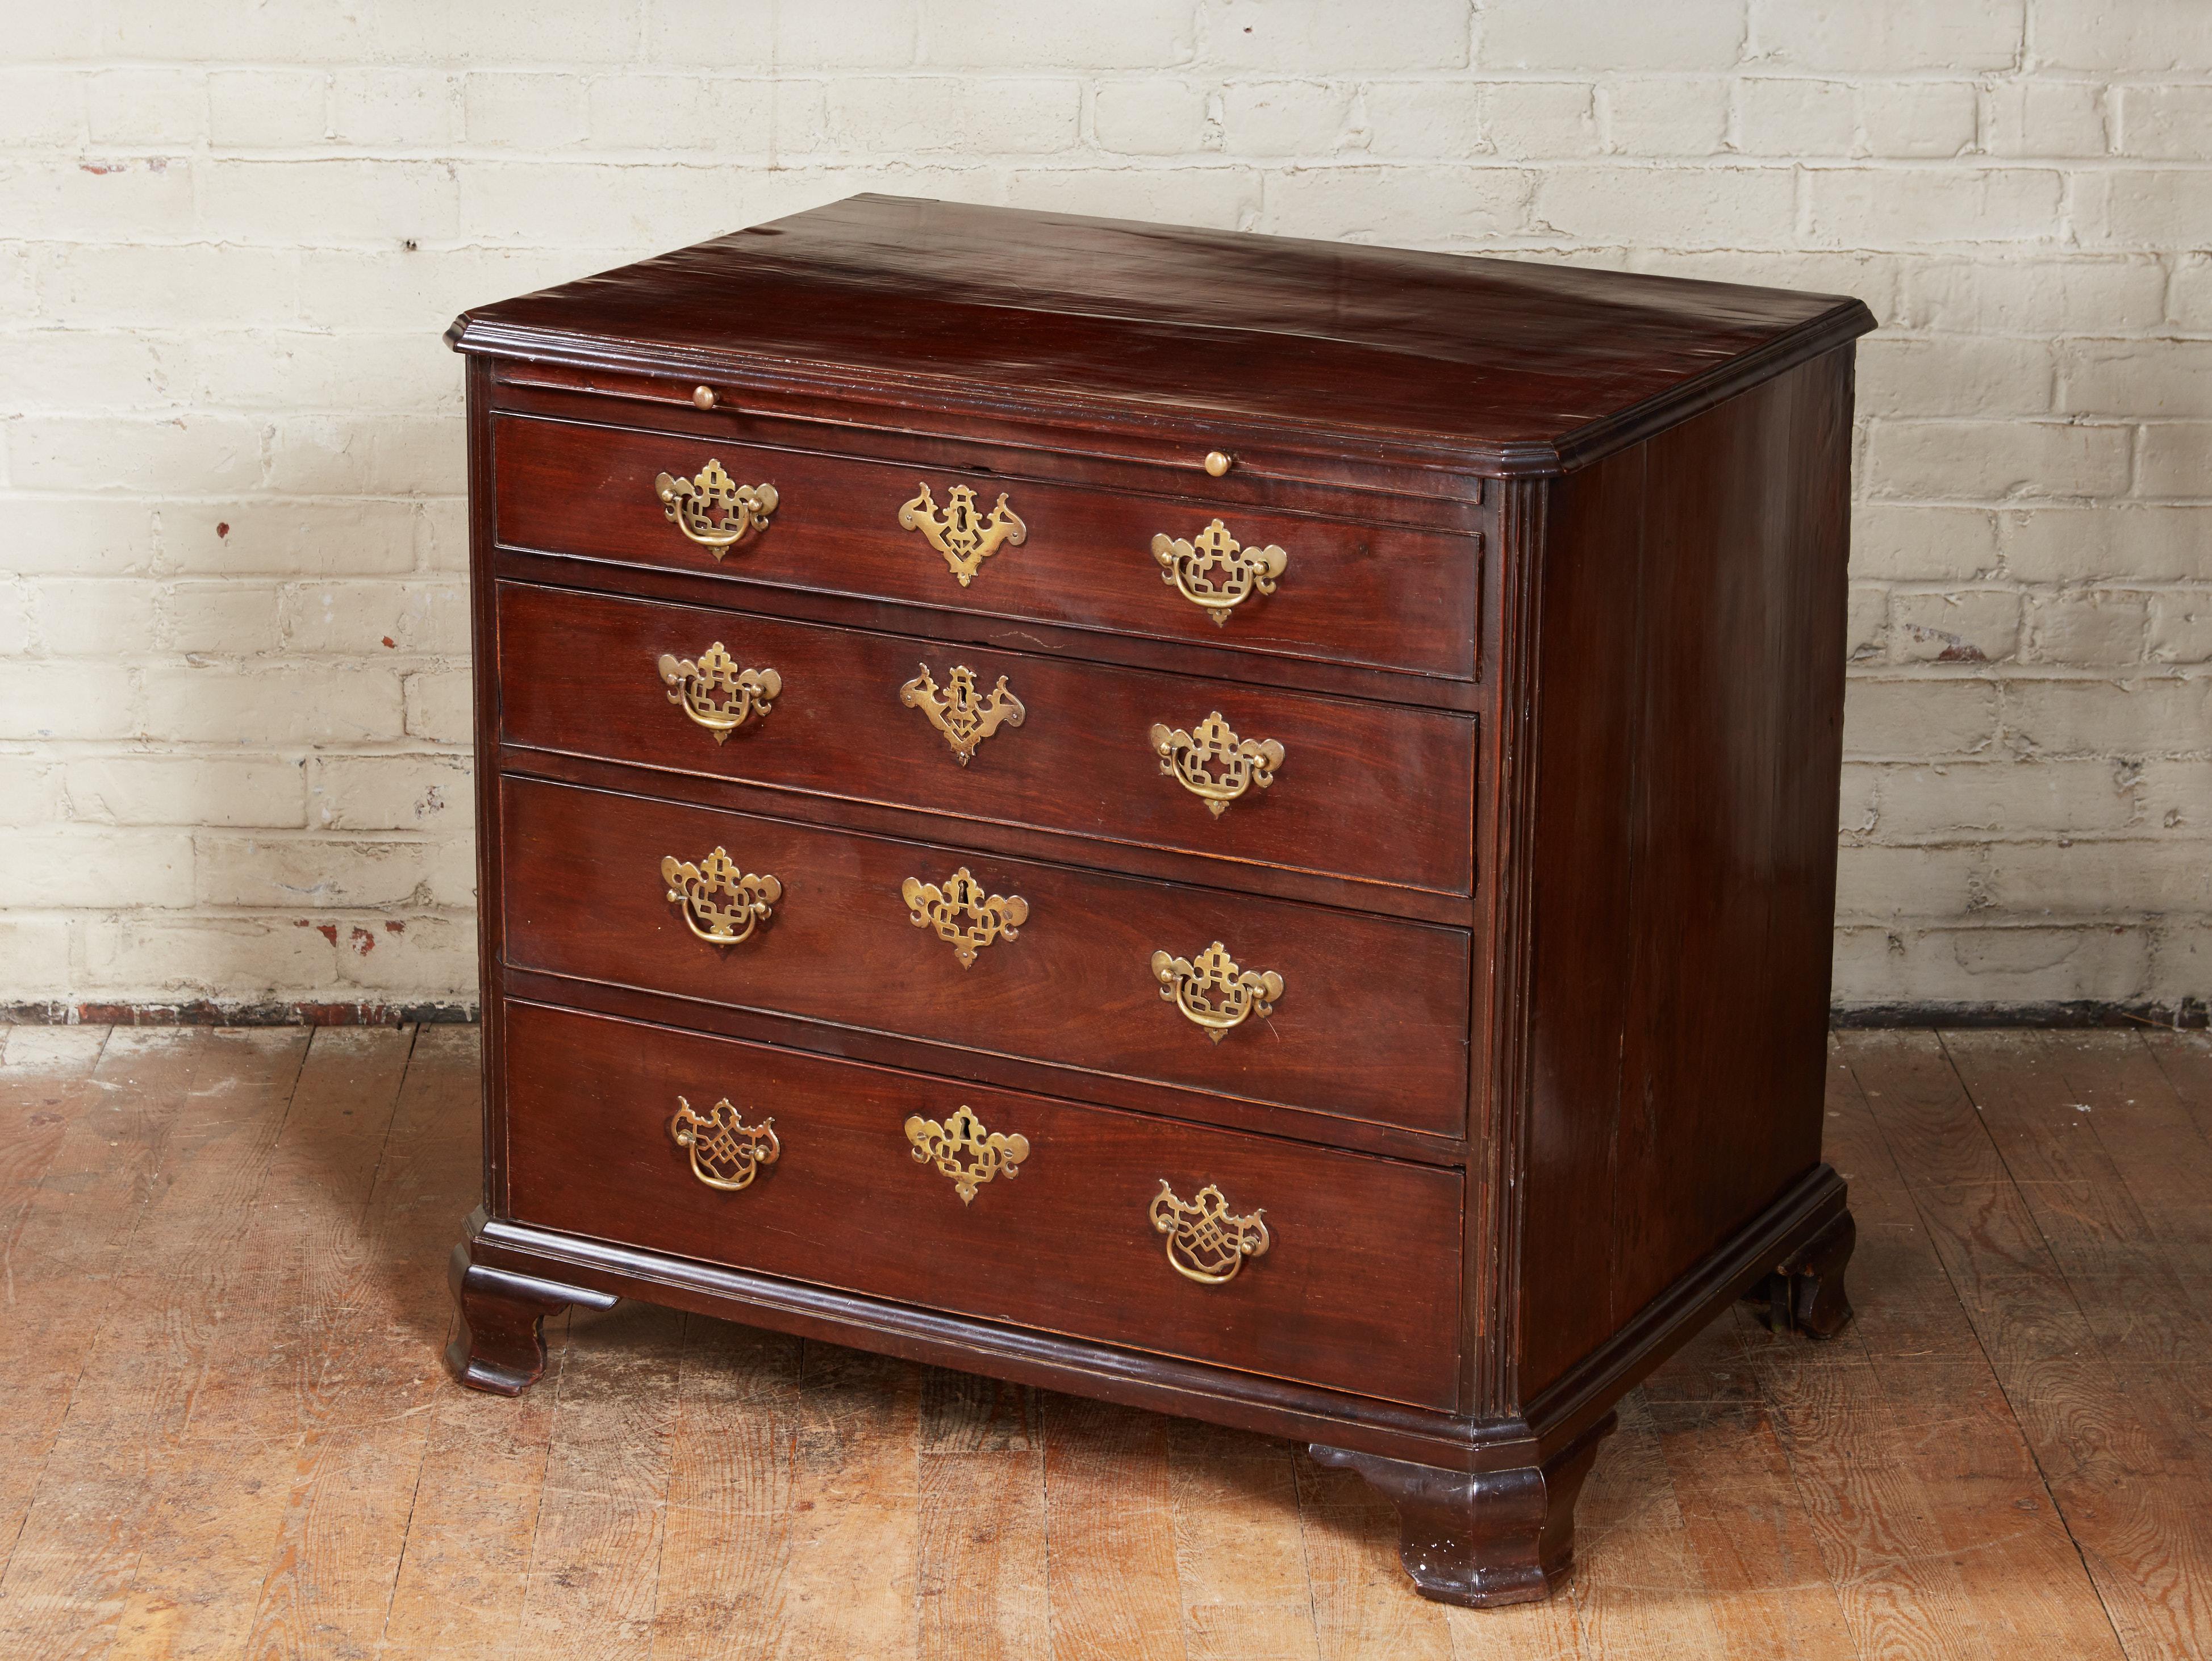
left=0, top=1023, right=2203, bottom=1659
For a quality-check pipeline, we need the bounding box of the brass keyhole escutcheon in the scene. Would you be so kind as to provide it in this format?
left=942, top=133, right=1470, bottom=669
left=905, top=1104, right=1029, bottom=1205
left=900, top=663, right=1024, bottom=765
left=899, top=482, right=1026, bottom=586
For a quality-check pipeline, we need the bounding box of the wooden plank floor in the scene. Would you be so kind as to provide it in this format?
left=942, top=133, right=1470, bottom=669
left=0, top=1025, right=2206, bottom=1659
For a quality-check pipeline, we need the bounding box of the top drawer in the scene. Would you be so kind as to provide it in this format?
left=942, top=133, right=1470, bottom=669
left=491, top=414, right=1482, bottom=683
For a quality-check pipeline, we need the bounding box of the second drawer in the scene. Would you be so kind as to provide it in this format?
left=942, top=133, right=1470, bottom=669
left=498, top=580, right=1478, bottom=900
left=501, top=775, right=1472, bottom=1138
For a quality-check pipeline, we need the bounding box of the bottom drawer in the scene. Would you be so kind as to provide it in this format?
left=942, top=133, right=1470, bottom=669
left=502, top=1000, right=1464, bottom=1410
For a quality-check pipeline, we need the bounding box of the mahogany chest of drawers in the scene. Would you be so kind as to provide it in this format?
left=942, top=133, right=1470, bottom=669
left=443, top=194, right=1873, bottom=1607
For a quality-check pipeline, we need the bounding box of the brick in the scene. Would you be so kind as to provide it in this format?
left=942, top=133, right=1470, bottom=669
left=1751, top=0, right=2023, bottom=72
left=916, top=0, right=1194, bottom=68
left=2136, top=424, right=2212, bottom=498
left=1734, top=78, right=1856, bottom=156
left=37, top=243, right=302, bottom=328
left=1869, top=758, right=2139, bottom=836
left=1093, top=81, right=1215, bottom=156
left=586, top=76, right=777, bottom=154
left=2023, top=590, right=2151, bottom=666
left=80, top=916, right=335, bottom=996
left=198, top=160, right=460, bottom=246
left=402, top=669, right=473, bottom=742
left=1483, top=83, right=1600, bottom=158
left=0, top=158, right=195, bottom=240
left=1857, top=82, right=1976, bottom=158
left=2138, top=760, right=2212, bottom=830
left=139, top=664, right=403, bottom=745
left=0, top=498, right=157, bottom=578
left=8, top=415, right=262, bottom=494
left=0, top=919, right=74, bottom=996
left=66, top=757, right=307, bottom=828
left=1838, top=763, right=1880, bottom=834
left=332, top=914, right=475, bottom=992
left=1833, top=844, right=1987, bottom=920
left=414, top=498, right=469, bottom=573
left=2036, top=0, right=2212, bottom=72
left=160, top=502, right=420, bottom=578
left=1842, top=677, right=1998, bottom=757
left=329, top=69, right=462, bottom=146
left=85, top=68, right=204, bottom=146
left=2079, top=169, right=2212, bottom=248
left=159, top=581, right=282, bottom=654
left=31, top=577, right=158, bottom=657
left=191, top=834, right=456, bottom=909
left=185, top=329, right=460, bottom=415
left=2001, top=675, right=2212, bottom=759
left=1846, top=585, right=1887, bottom=661
left=1804, top=168, right=2063, bottom=247
left=297, top=247, right=586, bottom=331
left=1864, top=420, right=2131, bottom=501
left=262, top=415, right=466, bottom=496
left=1003, top=165, right=1257, bottom=230
left=1535, top=165, right=1794, bottom=249
left=1889, top=590, right=2021, bottom=663
left=358, top=1, right=636, bottom=63
left=0, top=68, right=84, bottom=144
left=0, top=331, right=173, bottom=414
left=456, top=160, right=737, bottom=244
left=1262, top=164, right=1527, bottom=242
left=1220, top=81, right=1362, bottom=156
left=1481, top=0, right=1744, bottom=70
left=279, top=581, right=468, bottom=656
left=1601, top=79, right=1729, bottom=156
left=825, top=77, right=1080, bottom=154
left=763, top=0, right=917, bottom=68
left=1627, top=250, right=1903, bottom=321
left=464, top=73, right=589, bottom=148
left=2122, top=85, right=2212, bottom=160
left=208, top=69, right=328, bottom=146
left=2149, top=923, right=2212, bottom=1003
left=0, top=662, right=137, bottom=741
left=309, top=754, right=474, bottom=832
left=1, top=830, right=193, bottom=908
left=2148, top=594, right=2212, bottom=663
left=1984, top=80, right=2108, bottom=158
left=1359, top=82, right=1483, bottom=157
left=1851, top=504, right=2000, bottom=582
left=1992, top=839, right=2212, bottom=917
left=1855, top=336, right=2052, bottom=419
left=1201, top=0, right=1469, bottom=71
left=1898, top=258, right=2164, bottom=333
left=2172, top=255, right=2212, bottom=331
left=1999, top=506, right=2212, bottom=583
left=0, top=757, right=63, bottom=828
left=2060, top=339, right=2212, bottom=418
left=1833, top=925, right=2148, bottom=1007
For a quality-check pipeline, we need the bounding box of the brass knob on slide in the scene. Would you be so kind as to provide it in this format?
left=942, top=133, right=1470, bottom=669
left=1203, top=450, right=1233, bottom=477
left=692, top=385, right=717, bottom=410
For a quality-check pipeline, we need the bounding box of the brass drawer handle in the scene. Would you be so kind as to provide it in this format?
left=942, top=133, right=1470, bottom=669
left=658, top=643, right=781, bottom=741
left=905, top=1104, right=1029, bottom=1205
left=902, top=866, right=1028, bottom=968
left=1150, top=941, right=1283, bottom=1041
left=655, top=458, right=778, bottom=554
left=662, top=847, right=781, bottom=944
left=1149, top=713, right=1284, bottom=816
left=900, top=662, right=1024, bottom=765
left=1151, top=1180, right=1270, bottom=1284
left=1151, top=519, right=1286, bottom=625
left=899, top=482, right=1026, bottom=586
left=670, top=1097, right=779, bottom=1191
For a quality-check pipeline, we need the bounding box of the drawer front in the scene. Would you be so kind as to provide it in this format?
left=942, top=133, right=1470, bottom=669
left=493, top=414, right=1480, bottom=682
left=501, top=777, right=1471, bottom=1138
left=499, top=581, right=1478, bottom=899
left=502, top=1000, right=1464, bottom=1410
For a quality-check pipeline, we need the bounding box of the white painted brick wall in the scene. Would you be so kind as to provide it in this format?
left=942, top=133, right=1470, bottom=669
left=3, top=0, right=2208, bottom=1017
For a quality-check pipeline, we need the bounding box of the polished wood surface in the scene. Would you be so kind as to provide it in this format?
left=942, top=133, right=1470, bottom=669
left=501, top=1001, right=1464, bottom=1409
left=6, top=1022, right=2203, bottom=1658
left=499, top=775, right=1474, bottom=1137
left=497, top=578, right=1480, bottom=899
left=491, top=411, right=1485, bottom=682
left=452, top=193, right=1873, bottom=474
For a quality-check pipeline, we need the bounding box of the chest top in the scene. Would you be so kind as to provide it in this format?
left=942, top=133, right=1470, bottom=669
left=446, top=193, right=1872, bottom=477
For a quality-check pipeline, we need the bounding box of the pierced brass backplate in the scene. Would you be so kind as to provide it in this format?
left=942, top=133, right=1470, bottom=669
left=1150, top=519, right=1287, bottom=625
left=654, top=458, right=778, bottom=554
left=670, top=1097, right=779, bottom=1191
left=902, top=866, right=1029, bottom=968
left=658, top=643, right=781, bottom=742
left=661, top=846, right=782, bottom=945
left=1150, top=941, right=1283, bottom=1041
left=1150, top=1180, right=1270, bottom=1284
left=905, top=1104, right=1029, bottom=1205
left=899, top=482, right=1026, bottom=586
left=1149, top=712, right=1284, bottom=816
left=900, top=663, right=1025, bottom=765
